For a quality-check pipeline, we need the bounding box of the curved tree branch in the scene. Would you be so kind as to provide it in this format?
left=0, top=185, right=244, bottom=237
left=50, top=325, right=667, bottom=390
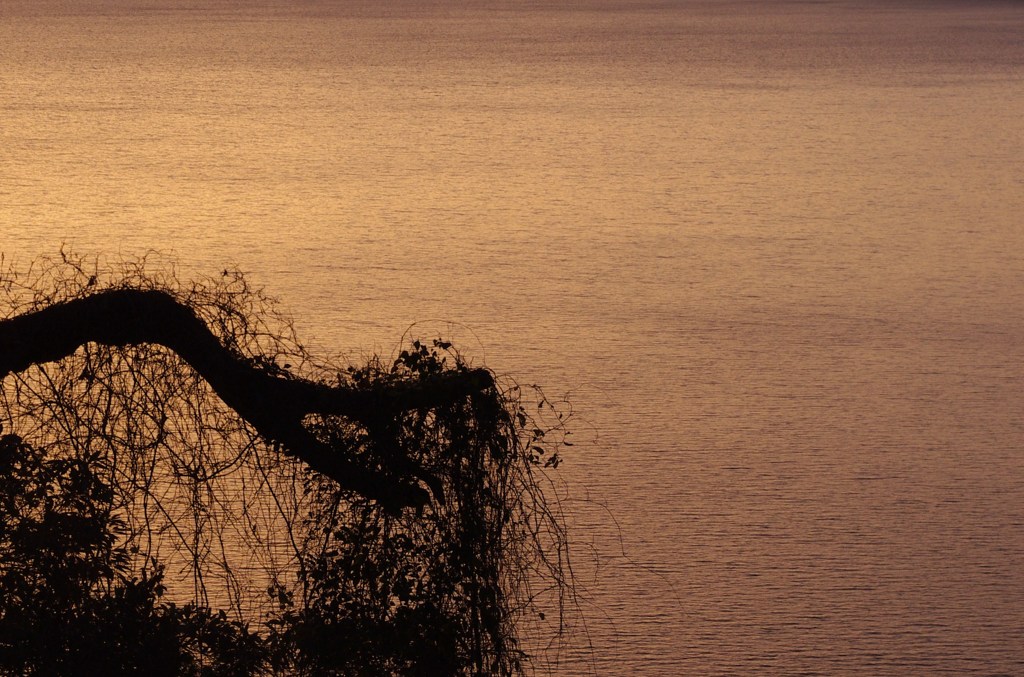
left=0, top=289, right=493, bottom=510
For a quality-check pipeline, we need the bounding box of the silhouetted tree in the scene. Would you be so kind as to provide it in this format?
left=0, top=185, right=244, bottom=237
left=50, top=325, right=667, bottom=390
left=0, top=253, right=574, bottom=675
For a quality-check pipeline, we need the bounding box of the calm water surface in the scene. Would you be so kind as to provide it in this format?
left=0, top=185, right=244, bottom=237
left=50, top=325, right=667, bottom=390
left=2, top=1, right=1023, bottom=673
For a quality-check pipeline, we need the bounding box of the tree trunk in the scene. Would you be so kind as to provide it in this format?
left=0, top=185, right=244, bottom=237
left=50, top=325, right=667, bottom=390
left=0, top=289, right=493, bottom=510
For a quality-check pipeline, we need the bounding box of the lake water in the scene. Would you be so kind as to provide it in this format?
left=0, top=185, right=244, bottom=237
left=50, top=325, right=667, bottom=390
left=2, top=0, right=1023, bottom=673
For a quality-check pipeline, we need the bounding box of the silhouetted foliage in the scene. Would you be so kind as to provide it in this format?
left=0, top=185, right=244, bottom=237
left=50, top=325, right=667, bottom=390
left=0, top=253, right=575, bottom=675
left=0, top=429, right=268, bottom=676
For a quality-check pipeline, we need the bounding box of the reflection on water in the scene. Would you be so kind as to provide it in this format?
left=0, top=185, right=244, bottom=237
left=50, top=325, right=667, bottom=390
left=2, top=0, right=1023, bottom=673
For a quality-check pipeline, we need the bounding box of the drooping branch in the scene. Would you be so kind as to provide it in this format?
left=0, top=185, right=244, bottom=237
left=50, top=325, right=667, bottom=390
left=0, top=288, right=493, bottom=510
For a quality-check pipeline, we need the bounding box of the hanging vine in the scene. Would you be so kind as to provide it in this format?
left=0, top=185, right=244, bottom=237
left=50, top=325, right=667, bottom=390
left=0, top=252, right=577, bottom=676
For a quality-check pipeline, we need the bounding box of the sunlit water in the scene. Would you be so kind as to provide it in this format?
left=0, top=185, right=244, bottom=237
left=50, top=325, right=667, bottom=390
left=2, top=0, right=1023, bottom=673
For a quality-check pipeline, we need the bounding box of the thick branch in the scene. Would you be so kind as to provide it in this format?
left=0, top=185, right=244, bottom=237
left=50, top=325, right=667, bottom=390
left=0, top=289, right=493, bottom=509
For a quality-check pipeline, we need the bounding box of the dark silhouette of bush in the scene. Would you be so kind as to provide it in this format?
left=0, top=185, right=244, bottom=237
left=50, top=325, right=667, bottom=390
left=0, top=430, right=268, bottom=676
left=0, top=253, right=575, bottom=675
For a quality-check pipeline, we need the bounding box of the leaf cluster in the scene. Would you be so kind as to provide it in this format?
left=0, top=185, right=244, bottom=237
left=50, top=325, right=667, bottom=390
left=0, top=428, right=266, bottom=676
